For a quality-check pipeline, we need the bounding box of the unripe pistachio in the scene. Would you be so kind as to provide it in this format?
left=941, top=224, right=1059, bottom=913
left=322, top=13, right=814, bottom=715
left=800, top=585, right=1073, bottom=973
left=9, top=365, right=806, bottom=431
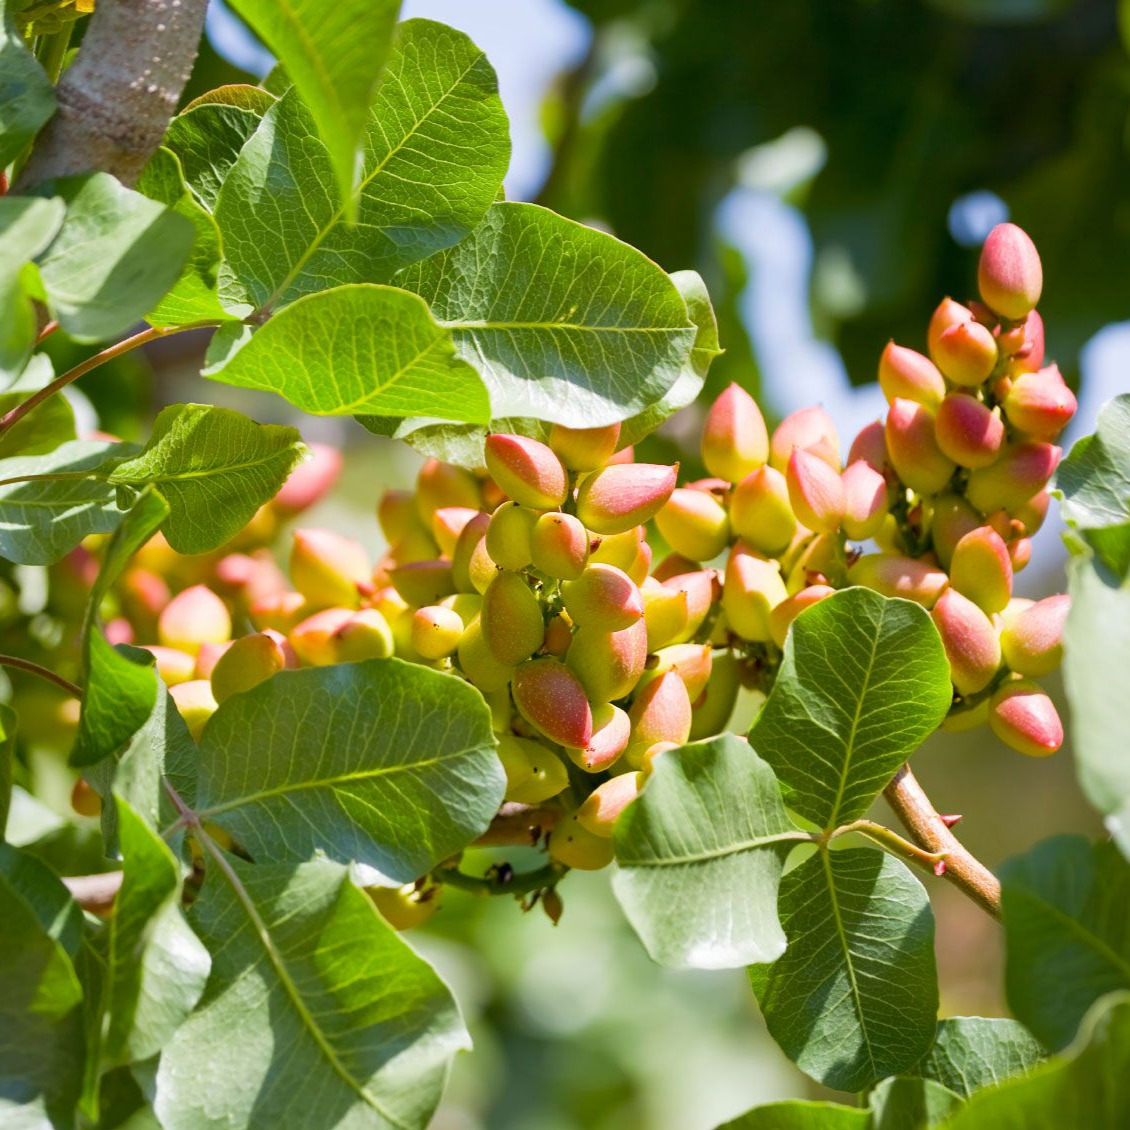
left=378, top=489, right=421, bottom=544
left=480, top=571, right=545, bottom=666
left=768, top=584, right=835, bottom=649
left=119, top=567, right=171, bottom=626
left=637, top=643, right=713, bottom=701
left=1003, top=366, right=1077, bottom=441
left=965, top=442, right=1061, bottom=514
left=934, top=320, right=998, bottom=388
left=451, top=511, right=496, bottom=594
left=431, top=507, right=481, bottom=557
left=589, top=524, right=651, bottom=583
left=71, top=777, right=101, bottom=818
left=930, top=588, right=1002, bottom=695
left=872, top=514, right=907, bottom=556
left=483, top=685, right=512, bottom=733
left=169, top=679, right=218, bottom=742
left=841, top=461, right=889, bottom=540
left=927, top=297, right=973, bottom=361
left=158, top=584, right=232, bottom=656
left=950, top=526, right=1012, bottom=614
left=1000, top=593, right=1069, bottom=677
left=530, top=511, right=589, bottom=579
left=934, top=393, right=1005, bottom=468
left=106, top=618, right=134, bottom=646
left=561, top=563, right=644, bottom=630
left=651, top=552, right=699, bottom=582
left=1006, top=310, right=1045, bottom=374
left=689, top=649, right=741, bottom=739
left=332, top=609, right=396, bottom=662
left=484, top=434, right=568, bottom=509
left=485, top=501, right=537, bottom=572
left=607, top=445, right=635, bottom=465
left=272, top=442, right=341, bottom=515
left=512, top=657, right=593, bottom=748
left=567, top=619, right=648, bottom=702
left=438, top=591, right=481, bottom=626
left=625, top=671, right=692, bottom=767
left=548, top=422, right=622, bottom=471
left=411, top=605, right=465, bottom=660
left=847, top=420, right=889, bottom=473
left=942, top=698, right=990, bottom=733
left=878, top=343, right=946, bottom=410
left=662, top=569, right=715, bottom=643
left=847, top=554, right=949, bottom=608
left=390, top=560, right=456, bottom=607
left=641, top=578, right=690, bottom=651
left=885, top=399, right=956, bottom=494
left=542, top=613, right=571, bottom=656
left=415, top=458, right=481, bottom=523
left=978, top=222, right=1043, bottom=320
left=456, top=619, right=514, bottom=692
left=566, top=702, right=631, bottom=772
left=701, top=382, right=769, bottom=481
left=770, top=406, right=841, bottom=472
left=290, top=529, right=371, bottom=610
left=214, top=550, right=289, bottom=607
left=723, top=550, right=788, bottom=642
left=786, top=448, right=845, bottom=533
left=367, top=883, right=441, bottom=931
left=139, top=645, right=196, bottom=687
left=989, top=679, right=1063, bottom=757
left=638, top=741, right=682, bottom=775
left=548, top=812, right=615, bottom=870
left=249, top=590, right=307, bottom=633
left=1013, top=490, right=1050, bottom=538
left=655, top=487, right=730, bottom=562
left=290, top=607, right=394, bottom=666
left=577, top=772, right=644, bottom=837
left=929, top=493, right=981, bottom=571
left=210, top=631, right=291, bottom=703
left=196, top=642, right=231, bottom=681
left=388, top=525, right=439, bottom=566
left=1009, top=537, right=1032, bottom=571
left=575, top=462, right=678, bottom=535
left=496, top=735, right=570, bottom=804
left=730, top=465, right=797, bottom=555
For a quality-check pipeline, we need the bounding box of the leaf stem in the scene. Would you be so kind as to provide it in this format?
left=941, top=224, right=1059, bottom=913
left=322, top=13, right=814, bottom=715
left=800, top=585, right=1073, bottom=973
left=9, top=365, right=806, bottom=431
left=0, top=653, right=82, bottom=697
left=434, top=860, right=564, bottom=898
left=35, top=320, right=59, bottom=345
left=831, top=817, right=946, bottom=869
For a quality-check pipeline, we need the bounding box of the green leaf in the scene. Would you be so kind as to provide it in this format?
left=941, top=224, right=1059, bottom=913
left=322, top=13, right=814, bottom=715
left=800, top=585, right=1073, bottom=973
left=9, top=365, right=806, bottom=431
left=612, top=734, right=808, bottom=969
left=0, top=703, right=13, bottom=834
left=748, top=589, right=951, bottom=831
left=0, top=195, right=65, bottom=377
left=154, top=853, right=469, bottom=1130
left=0, top=1, right=55, bottom=167
left=164, top=86, right=276, bottom=212
left=1056, top=394, right=1130, bottom=578
left=355, top=413, right=544, bottom=470
left=940, top=992, right=1130, bottom=1129
left=215, top=19, right=509, bottom=312
left=715, top=1101, right=869, bottom=1129
left=0, top=387, right=74, bottom=459
left=105, top=403, right=305, bottom=553
left=749, top=848, right=939, bottom=1093
left=868, top=1077, right=963, bottom=1129
left=912, top=1017, right=1044, bottom=1098
left=0, top=438, right=126, bottom=565
left=33, top=172, right=195, bottom=342
left=226, top=0, right=401, bottom=218
left=0, top=842, right=83, bottom=957
left=1001, top=835, right=1130, bottom=1051
left=206, top=283, right=489, bottom=423
left=1063, top=556, right=1130, bottom=857
left=136, top=148, right=228, bottom=326
left=398, top=202, right=697, bottom=428
left=195, top=659, right=505, bottom=880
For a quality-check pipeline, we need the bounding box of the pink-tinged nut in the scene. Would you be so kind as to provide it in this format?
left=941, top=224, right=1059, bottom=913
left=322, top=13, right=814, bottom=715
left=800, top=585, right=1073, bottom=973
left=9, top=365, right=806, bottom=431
left=878, top=342, right=946, bottom=409
left=929, top=493, right=982, bottom=571
left=456, top=619, right=514, bottom=692
left=785, top=533, right=841, bottom=595
left=927, top=297, right=973, bottom=361
left=965, top=442, right=1061, bottom=514
left=194, top=641, right=231, bottom=680
left=481, top=571, right=545, bottom=666
left=119, top=567, right=171, bottom=624
left=530, top=511, right=590, bottom=580
left=933, top=320, right=998, bottom=388
left=561, top=563, right=644, bottom=630
left=548, top=812, right=615, bottom=870
left=210, top=631, right=290, bottom=703
left=543, top=614, right=573, bottom=657
left=730, top=465, right=797, bottom=555
left=566, top=619, right=648, bottom=702
left=885, top=399, right=956, bottom=494
left=249, top=590, right=307, bottom=633
left=512, top=657, right=594, bottom=748
left=1003, top=365, right=1077, bottom=441
left=768, top=584, right=835, bottom=649
left=950, top=526, right=1012, bottom=614
left=589, top=525, right=651, bottom=583
left=415, top=458, right=481, bottom=522
left=661, top=569, right=715, bottom=643
left=626, top=671, right=692, bottom=767
left=390, top=560, right=456, bottom=607
left=1009, top=537, right=1032, bottom=571
left=104, top=618, right=134, bottom=646
left=139, top=645, right=196, bottom=687
left=770, top=405, right=841, bottom=473
left=1001, top=594, right=1068, bottom=677
left=566, top=702, right=631, bottom=772
left=655, top=487, right=730, bottom=562
left=549, top=422, right=622, bottom=472
left=641, top=579, right=690, bottom=651
left=637, top=643, right=713, bottom=701
left=847, top=554, right=949, bottom=608
left=331, top=609, right=395, bottom=662
left=158, top=584, right=232, bottom=656
left=485, top=502, right=537, bottom=572
left=847, top=420, right=890, bottom=473
left=606, top=445, right=635, bottom=465
left=978, top=222, right=1043, bottom=321
left=1013, top=490, right=1050, bottom=537
left=290, top=529, right=371, bottom=610
left=484, top=434, right=569, bottom=510
left=651, top=552, right=699, bottom=582
left=214, top=550, right=289, bottom=606
left=169, top=679, right=218, bottom=742
left=411, top=605, right=465, bottom=660
left=1006, top=310, right=1045, bottom=374
left=496, top=735, right=569, bottom=805
left=931, top=588, right=1002, bottom=696
left=431, top=507, right=481, bottom=557
left=575, top=463, right=678, bottom=535
left=577, top=772, right=644, bottom=837
left=701, top=382, right=769, bottom=481
left=841, top=461, right=889, bottom=541
left=723, top=550, right=788, bottom=642
left=272, top=442, right=341, bottom=515
left=638, top=741, right=682, bottom=775
left=378, top=489, right=424, bottom=545
left=787, top=448, right=846, bottom=533
left=289, top=607, right=394, bottom=666
left=934, top=393, right=1005, bottom=469
left=451, top=511, right=495, bottom=595
left=689, top=649, right=741, bottom=739
left=989, top=679, right=1063, bottom=757
left=388, top=525, right=439, bottom=567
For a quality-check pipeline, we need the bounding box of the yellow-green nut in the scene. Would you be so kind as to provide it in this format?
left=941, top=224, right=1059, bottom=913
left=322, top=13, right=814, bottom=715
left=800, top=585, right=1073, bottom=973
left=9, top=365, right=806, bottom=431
left=978, top=222, right=1043, bottom=321
left=841, top=461, right=889, bottom=541
left=390, top=559, right=456, bottom=607
left=139, top=645, right=197, bottom=687
left=378, top=489, right=420, bottom=544
left=661, top=569, right=715, bottom=644
left=786, top=448, right=846, bottom=534
left=878, top=342, right=946, bottom=410
left=169, top=679, right=218, bottom=742
left=566, top=619, right=648, bottom=702
left=941, top=697, right=990, bottom=733
left=484, top=433, right=569, bottom=510
left=730, top=465, right=797, bottom=556
left=480, top=571, right=545, bottom=666
left=158, top=584, right=233, bottom=656
left=589, top=524, right=652, bottom=583
left=1000, top=593, right=1068, bottom=677
left=438, top=592, right=482, bottom=626
left=769, top=405, right=841, bottom=473
left=884, top=399, right=956, bottom=495
left=577, top=772, right=644, bottom=837
left=496, top=735, right=570, bottom=804
left=512, top=657, right=594, bottom=748
left=933, top=319, right=998, bottom=388
left=431, top=506, right=481, bottom=557
left=548, top=811, right=615, bottom=870
left=530, top=511, right=590, bottom=580
left=548, top=421, right=622, bottom=471
left=625, top=671, right=692, bottom=767
left=411, top=605, right=465, bottom=660
left=655, top=487, right=730, bottom=562
left=701, top=382, right=769, bottom=482
left=485, top=501, right=537, bottom=572
left=768, top=584, right=835, bottom=649
left=456, top=618, right=514, bottom=692
left=641, top=578, right=690, bottom=651
left=289, top=528, right=372, bottom=612
left=930, top=588, right=1002, bottom=696
left=290, top=607, right=394, bottom=666
left=846, top=554, right=949, bottom=608
left=450, top=511, right=496, bottom=594
left=722, top=549, right=787, bottom=642
left=949, top=526, right=1012, bottom=615
left=689, top=649, right=741, bottom=739
left=415, top=458, right=481, bottom=523
left=929, top=493, right=981, bottom=571
left=636, top=643, right=713, bottom=702
left=210, top=631, right=290, bottom=704
left=561, top=563, right=644, bottom=631
left=964, top=442, right=1062, bottom=515
left=565, top=701, right=631, bottom=772
left=367, top=882, right=441, bottom=931
left=575, top=462, right=678, bottom=535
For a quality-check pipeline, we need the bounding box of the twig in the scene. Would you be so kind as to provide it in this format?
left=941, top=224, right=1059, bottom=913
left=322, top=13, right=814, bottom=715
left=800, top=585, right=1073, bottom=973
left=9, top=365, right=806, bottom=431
left=0, top=653, right=82, bottom=698
left=831, top=817, right=947, bottom=870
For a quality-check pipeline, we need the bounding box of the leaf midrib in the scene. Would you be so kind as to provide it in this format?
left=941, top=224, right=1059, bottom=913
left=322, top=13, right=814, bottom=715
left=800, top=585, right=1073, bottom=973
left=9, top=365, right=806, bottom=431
left=1012, top=887, right=1130, bottom=985
left=110, top=448, right=300, bottom=486
left=622, top=830, right=812, bottom=868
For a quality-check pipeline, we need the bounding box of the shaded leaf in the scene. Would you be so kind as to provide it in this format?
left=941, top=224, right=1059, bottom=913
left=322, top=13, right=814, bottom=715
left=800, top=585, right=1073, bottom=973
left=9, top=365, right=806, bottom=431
left=0, top=841, right=82, bottom=957
left=912, top=1017, right=1044, bottom=1099
left=869, top=1076, right=963, bottom=1129
left=0, top=703, right=12, bottom=834
left=0, top=1, right=55, bottom=167
left=0, top=386, right=75, bottom=459
left=715, top=1100, right=869, bottom=1129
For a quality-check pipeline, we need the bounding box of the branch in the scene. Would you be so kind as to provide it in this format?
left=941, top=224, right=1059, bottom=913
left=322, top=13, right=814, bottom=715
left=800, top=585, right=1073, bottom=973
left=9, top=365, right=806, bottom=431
left=16, top=0, right=208, bottom=188
left=0, top=653, right=82, bottom=698
left=884, top=763, right=1002, bottom=920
